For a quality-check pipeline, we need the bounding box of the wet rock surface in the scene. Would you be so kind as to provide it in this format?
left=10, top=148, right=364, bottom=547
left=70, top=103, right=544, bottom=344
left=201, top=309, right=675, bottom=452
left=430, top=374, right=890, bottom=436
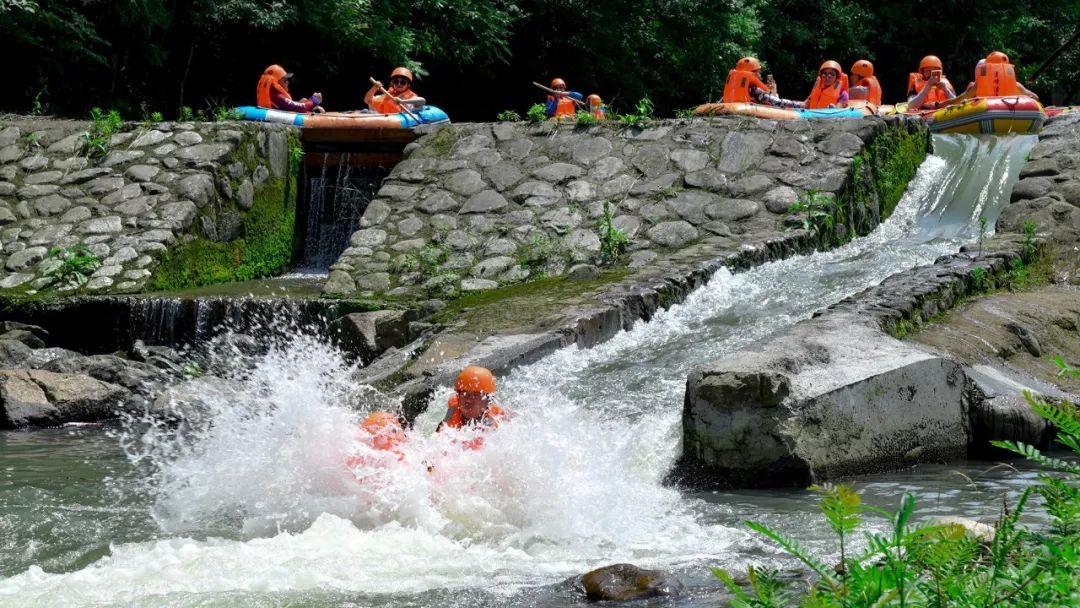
left=578, top=563, right=684, bottom=602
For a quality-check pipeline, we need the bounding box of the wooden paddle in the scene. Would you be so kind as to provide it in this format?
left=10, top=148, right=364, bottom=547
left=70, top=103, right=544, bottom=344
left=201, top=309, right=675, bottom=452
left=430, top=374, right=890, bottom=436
left=369, top=77, right=421, bottom=123
left=532, top=81, right=588, bottom=108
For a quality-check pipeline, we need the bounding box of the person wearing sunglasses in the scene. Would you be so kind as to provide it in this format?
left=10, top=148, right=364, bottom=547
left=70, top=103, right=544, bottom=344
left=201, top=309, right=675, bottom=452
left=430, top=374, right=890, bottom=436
left=256, top=64, right=325, bottom=113
left=805, top=60, right=849, bottom=109
left=545, top=78, right=584, bottom=118
left=365, top=67, right=426, bottom=114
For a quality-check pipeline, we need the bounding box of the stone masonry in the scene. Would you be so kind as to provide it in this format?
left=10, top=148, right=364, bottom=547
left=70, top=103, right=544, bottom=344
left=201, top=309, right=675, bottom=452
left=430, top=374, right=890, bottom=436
left=327, top=116, right=926, bottom=298
left=0, top=118, right=293, bottom=294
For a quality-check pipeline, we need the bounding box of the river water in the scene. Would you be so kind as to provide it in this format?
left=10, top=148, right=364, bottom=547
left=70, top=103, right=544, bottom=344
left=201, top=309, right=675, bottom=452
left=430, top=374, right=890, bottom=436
left=0, top=134, right=1038, bottom=607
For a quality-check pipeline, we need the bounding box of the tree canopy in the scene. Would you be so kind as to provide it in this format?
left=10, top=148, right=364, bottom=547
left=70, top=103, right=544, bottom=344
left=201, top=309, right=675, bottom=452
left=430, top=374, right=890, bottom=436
left=1, top=0, right=1077, bottom=121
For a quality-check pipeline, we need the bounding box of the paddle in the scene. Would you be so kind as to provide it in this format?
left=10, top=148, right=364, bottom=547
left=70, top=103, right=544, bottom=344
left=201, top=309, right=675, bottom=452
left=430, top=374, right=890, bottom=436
left=368, top=77, right=421, bottom=123
left=532, top=81, right=588, bottom=108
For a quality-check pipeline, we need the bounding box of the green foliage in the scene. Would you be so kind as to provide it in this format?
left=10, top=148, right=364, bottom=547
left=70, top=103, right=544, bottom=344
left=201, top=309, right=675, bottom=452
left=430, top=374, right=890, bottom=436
left=1022, top=220, right=1038, bottom=258
left=526, top=103, right=548, bottom=123
left=574, top=110, right=598, bottom=125
left=616, top=97, right=654, bottom=129
left=787, top=190, right=837, bottom=247
left=44, top=244, right=101, bottom=288
left=148, top=174, right=297, bottom=291
left=517, top=232, right=570, bottom=277
left=674, top=107, right=697, bottom=119
left=212, top=103, right=243, bottom=122
left=178, top=106, right=195, bottom=122
left=724, top=354, right=1080, bottom=607
left=1009, top=257, right=1032, bottom=290
left=969, top=265, right=988, bottom=290
left=496, top=109, right=521, bottom=122
left=82, top=107, right=123, bottom=159
left=595, top=200, right=629, bottom=265
left=391, top=244, right=449, bottom=277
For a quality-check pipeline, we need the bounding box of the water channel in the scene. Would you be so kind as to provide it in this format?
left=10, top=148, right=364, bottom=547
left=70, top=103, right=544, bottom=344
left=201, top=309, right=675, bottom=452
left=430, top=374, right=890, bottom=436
left=0, top=134, right=1038, bottom=607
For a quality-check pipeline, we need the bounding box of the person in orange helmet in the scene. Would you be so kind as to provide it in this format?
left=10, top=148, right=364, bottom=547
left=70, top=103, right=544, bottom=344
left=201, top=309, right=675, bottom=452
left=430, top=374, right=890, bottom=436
left=545, top=78, right=584, bottom=118
left=365, top=67, right=426, bottom=114
left=965, top=51, right=1039, bottom=100
left=723, top=56, right=804, bottom=108
left=805, top=60, right=849, bottom=109
left=907, top=55, right=956, bottom=110
left=849, top=60, right=882, bottom=105
left=256, top=64, right=325, bottom=113
left=437, top=366, right=508, bottom=439
left=344, top=411, right=408, bottom=473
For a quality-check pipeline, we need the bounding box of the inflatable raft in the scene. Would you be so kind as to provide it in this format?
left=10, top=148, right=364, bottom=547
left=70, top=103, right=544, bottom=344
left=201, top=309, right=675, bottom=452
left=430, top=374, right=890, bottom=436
left=1045, top=106, right=1078, bottom=118
left=694, top=100, right=877, bottom=120
left=899, top=96, right=1045, bottom=134
left=235, top=105, right=450, bottom=130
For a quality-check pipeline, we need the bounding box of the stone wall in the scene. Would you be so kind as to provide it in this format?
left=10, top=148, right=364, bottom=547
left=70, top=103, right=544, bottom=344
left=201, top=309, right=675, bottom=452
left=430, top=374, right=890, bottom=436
left=327, top=116, right=928, bottom=299
left=0, top=118, right=298, bottom=295
left=997, top=111, right=1080, bottom=282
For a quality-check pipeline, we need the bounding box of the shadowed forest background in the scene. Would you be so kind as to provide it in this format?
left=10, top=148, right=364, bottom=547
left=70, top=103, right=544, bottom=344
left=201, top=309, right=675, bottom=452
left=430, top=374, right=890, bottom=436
left=2, top=0, right=1078, bottom=121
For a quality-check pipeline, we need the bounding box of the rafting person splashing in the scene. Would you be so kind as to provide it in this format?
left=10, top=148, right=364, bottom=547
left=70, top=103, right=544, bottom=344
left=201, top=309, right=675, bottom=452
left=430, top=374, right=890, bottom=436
left=437, top=366, right=509, bottom=450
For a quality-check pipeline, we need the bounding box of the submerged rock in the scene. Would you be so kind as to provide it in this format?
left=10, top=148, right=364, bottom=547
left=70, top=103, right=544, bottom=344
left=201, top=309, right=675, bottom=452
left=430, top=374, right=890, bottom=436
left=578, top=563, right=683, bottom=602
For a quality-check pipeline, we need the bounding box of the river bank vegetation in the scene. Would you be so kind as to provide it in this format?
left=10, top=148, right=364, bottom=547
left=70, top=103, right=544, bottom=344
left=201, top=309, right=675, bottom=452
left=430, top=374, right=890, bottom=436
left=2, top=0, right=1078, bottom=121
left=718, top=358, right=1080, bottom=607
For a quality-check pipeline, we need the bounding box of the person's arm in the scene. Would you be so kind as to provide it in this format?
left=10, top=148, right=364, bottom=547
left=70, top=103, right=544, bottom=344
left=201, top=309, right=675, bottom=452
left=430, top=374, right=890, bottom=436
left=836, top=89, right=849, bottom=107
left=1017, top=82, right=1040, bottom=100
left=907, top=75, right=938, bottom=110
left=270, top=88, right=314, bottom=113
left=363, top=82, right=381, bottom=109
left=545, top=95, right=558, bottom=116
left=400, top=95, right=426, bottom=107
left=568, top=91, right=584, bottom=102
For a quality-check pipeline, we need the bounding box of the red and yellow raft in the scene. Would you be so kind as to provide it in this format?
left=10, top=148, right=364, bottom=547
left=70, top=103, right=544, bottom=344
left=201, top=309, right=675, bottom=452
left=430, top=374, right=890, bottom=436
left=895, top=96, right=1045, bottom=134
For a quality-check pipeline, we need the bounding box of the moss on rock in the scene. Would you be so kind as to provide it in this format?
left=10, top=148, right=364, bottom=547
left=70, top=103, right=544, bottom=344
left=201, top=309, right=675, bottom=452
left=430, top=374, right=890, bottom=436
left=148, top=130, right=301, bottom=291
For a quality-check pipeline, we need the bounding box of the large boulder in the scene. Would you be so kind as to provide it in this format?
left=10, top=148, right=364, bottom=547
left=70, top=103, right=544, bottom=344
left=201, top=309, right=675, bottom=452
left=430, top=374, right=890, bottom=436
left=680, top=314, right=969, bottom=488
left=332, top=310, right=413, bottom=363
left=578, top=563, right=683, bottom=602
left=0, top=369, right=129, bottom=428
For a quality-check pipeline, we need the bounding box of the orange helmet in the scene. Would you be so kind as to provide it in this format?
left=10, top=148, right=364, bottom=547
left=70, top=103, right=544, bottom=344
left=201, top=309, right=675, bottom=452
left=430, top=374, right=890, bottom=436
left=851, top=60, right=874, bottom=79
left=551, top=78, right=566, bottom=88
left=587, top=94, right=602, bottom=106
left=919, top=55, right=943, bottom=71
left=455, top=366, right=496, bottom=395
left=986, top=51, right=1009, bottom=64
left=736, top=57, right=762, bottom=72
left=390, top=67, right=414, bottom=82
left=360, top=411, right=405, bottom=451
left=263, top=64, right=288, bottom=82
left=819, top=60, right=842, bottom=75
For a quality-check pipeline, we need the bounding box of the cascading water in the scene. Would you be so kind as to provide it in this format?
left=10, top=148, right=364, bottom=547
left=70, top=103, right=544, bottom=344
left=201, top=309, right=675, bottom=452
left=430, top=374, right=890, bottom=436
left=298, top=154, right=386, bottom=272
left=0, top=135, right=1039, bottom=607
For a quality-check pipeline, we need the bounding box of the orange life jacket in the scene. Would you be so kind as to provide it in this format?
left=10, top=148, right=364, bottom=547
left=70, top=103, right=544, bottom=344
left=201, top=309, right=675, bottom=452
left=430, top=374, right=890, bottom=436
left=974, top=62, right=1020, bottom=97
left=856, top=76, right=882, bottom=105
left=722, top=69, right=769, bottom=103
left=908, top=73, right=955, bottom=106
left=439, top=394, right=506, bottom=431
left=806, top=78, right=844, bottom=109
left=371, top=89, right=418, bottom=114
left=546, top=95, right=577, bottom=118
left=257, top=74, right=290, bottom=109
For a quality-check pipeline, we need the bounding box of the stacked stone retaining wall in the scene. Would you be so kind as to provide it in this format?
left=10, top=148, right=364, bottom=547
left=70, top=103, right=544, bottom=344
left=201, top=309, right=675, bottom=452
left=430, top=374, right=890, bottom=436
left=0, top=118, right=298, bottom=295
left=327, top=116, right=928, bottom=299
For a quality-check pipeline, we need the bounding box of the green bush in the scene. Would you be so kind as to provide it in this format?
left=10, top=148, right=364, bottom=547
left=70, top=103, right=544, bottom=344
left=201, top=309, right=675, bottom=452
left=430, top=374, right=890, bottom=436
left=787, top=190, right=837, bottom=247
left=44, top=244, right=101, bottom=288
left=526, top=103, right=548, bottom=123
left=496, top=109, right=522, bottom=122
left=596, top=200, right=629, bottom=265
left=82, top=107, right=123, bottom=159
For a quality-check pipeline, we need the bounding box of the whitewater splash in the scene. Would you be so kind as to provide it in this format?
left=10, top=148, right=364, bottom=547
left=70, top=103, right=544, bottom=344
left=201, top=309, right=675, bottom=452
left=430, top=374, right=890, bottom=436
left=0, top=134, right=1035, bottom=607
